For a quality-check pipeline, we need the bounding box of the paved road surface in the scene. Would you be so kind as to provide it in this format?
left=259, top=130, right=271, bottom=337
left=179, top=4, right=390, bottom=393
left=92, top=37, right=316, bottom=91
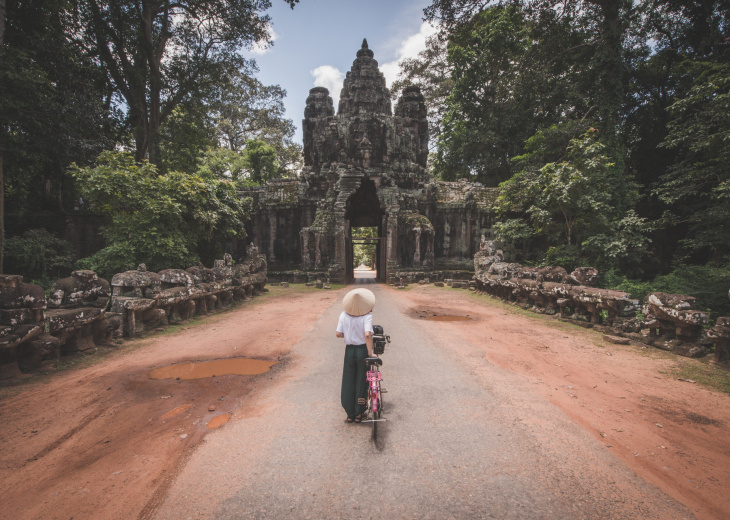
left=154, top=283, right=692, bottom=519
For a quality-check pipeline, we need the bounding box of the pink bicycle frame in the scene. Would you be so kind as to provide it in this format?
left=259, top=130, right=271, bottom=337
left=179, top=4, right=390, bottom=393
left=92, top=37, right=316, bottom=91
left=367, top=369, right=382, bottom=413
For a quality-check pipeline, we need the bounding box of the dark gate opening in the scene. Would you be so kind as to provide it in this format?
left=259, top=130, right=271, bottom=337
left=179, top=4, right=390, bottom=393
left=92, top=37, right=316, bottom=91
left=345, top=179, right=386, bottom=284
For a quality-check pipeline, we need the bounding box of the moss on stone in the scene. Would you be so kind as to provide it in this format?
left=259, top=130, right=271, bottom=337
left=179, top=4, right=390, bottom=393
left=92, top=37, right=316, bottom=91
left=310, top=198, right=335, bottom=233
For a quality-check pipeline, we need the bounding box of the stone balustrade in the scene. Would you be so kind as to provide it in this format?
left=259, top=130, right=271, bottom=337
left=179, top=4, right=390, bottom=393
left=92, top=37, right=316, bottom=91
left=0, top=245, right=267, bottom=378
left=473, top=237, right=725, bottom=360
left=707, top=290, right=730, bottom=362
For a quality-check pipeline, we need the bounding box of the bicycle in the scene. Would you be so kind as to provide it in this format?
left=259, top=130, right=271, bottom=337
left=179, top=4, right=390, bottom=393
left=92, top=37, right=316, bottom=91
left=363, top=325, right=390, bottom=442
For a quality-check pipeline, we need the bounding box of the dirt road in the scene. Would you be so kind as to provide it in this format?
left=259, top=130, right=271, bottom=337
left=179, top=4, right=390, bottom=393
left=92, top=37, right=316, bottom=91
left=0, top=287, right=341, bottom=520
left=153, top=282, right=696, bottom=520
left=2, top=282, right=728, bottom=519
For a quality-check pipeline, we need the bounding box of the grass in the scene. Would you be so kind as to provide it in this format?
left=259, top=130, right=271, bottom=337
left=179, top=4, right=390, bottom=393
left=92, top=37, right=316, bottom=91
left=668, top=358, right=730, bottom=394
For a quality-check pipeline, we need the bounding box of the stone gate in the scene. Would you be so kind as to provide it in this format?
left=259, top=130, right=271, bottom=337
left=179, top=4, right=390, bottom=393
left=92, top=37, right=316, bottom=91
left=242, top=40, right=497, bottom=283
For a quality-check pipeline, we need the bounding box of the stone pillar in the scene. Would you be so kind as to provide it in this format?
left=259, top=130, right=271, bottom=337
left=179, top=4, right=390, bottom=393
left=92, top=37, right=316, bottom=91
left=460, top=216, right=467, bottom=258
left=466, top=208, right=473, bottom=258
left=300, top=230, right=311, bottom=270
left=314, top=233, right=322, bottom=267
left=387, top=209, right=399, bottom=272
left=268, top=209, right=277, bottom=263
left=413, top=228, right=421, bottom=266
left=425, top=232, right=434, bottom=267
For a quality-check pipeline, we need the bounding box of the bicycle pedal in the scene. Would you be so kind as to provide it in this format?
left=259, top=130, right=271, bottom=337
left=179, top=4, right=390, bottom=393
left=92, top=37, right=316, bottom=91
left=381, top=389, right=388, bottom=393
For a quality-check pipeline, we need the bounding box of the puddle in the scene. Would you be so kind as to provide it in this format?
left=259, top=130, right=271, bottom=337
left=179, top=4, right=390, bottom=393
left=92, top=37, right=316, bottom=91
left=150, top=358, right=277, bottom=380
left=423, top=315, right=472, bottom=322
left=207, top=414, right=232, bottom=429
left=161, top=403, right=192, bottom=420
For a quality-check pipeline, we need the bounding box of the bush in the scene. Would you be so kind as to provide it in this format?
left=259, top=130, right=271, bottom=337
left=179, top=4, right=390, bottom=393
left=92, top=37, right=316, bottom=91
left=4, top=228, right=75, bottom=288
left=604, top=264, right=730, bottom=323
left=70, top=151, right=250, bottom=280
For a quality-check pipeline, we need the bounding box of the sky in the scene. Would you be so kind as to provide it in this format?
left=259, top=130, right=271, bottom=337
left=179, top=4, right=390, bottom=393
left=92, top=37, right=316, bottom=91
left=243, top=0, right=437, bottom=144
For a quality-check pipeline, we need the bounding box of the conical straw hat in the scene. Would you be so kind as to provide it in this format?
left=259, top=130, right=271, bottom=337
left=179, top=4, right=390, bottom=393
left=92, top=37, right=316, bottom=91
left=343, top=288, right=376, bottom=316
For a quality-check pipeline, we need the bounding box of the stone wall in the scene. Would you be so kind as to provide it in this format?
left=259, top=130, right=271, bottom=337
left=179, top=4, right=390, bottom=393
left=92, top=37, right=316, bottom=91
left=0, top=246, right=267, bottom=379
left=473, top=238, right=725, bottom=361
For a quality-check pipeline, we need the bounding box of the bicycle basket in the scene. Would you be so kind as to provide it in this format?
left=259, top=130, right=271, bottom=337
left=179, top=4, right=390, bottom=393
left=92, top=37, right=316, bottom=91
left=367, top=370, right=382, bottom=382
left=374, top=340, right=385, bottom=355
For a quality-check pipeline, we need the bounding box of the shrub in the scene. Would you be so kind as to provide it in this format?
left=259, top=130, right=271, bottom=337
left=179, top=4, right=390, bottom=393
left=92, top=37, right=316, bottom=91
left=70, top=151, right=250, bottom=280
left=4, top=228, right=75, bottom=288
left=604, top=264, right=730, bottom=323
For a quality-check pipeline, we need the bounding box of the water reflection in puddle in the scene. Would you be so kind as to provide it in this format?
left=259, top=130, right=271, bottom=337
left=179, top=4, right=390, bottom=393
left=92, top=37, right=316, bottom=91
left=150, top=358, right=277, bottom=380
left=423, top=315, right=472, bottom=322
left=207, top=414, right=232, bottom=429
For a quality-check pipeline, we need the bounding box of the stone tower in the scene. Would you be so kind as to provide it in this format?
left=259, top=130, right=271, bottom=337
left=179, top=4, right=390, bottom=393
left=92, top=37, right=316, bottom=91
left=242, top=40, right=497, bottom=284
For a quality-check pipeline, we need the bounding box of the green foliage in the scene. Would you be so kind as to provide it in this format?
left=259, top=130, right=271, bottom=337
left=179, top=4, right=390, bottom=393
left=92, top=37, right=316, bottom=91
left=4, top=229, right=75, bottom=288
left=604, top=263, right=730, bottom=323
left=242, top=139, right=279, bottom=184
left=196, top=148, right=249, bottom=182
left=434, top=4, right=532, bottom=185
left=158, top=105, right=218, bottom=175
left=656, top=62, right=730, bottom=261
left=211, top=70, right=301, bottom=172
left=74, top=0, right=300, bottom=163
left=70, top=151, right=250, bottom=279
left=422, top=0, right=730, bottom=318
left=497, top=129, right=649, bottom=271
left=352, top=227, right=377, bottom=268
left=2, top=0, right=119, bottom=214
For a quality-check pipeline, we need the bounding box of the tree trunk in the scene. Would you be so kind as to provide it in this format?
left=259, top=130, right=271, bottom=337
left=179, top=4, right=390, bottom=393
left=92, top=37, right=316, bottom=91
left=0, top=0, right=6, bottom=274
left=597, top=0, right=623, bottom=141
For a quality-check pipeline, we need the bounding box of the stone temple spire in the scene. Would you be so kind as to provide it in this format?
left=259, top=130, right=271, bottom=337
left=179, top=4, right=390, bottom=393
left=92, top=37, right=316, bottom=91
left=357, top=38, right=374, bottom=58
left=338, top=38, right=391, bottom=116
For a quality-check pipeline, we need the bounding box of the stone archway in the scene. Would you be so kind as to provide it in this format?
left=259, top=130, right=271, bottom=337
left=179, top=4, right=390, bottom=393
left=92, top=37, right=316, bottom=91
left=344, top=178, right=386, bottom=283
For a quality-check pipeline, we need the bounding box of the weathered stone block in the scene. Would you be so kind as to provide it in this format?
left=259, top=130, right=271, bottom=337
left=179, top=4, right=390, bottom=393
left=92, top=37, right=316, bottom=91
left=18, top=334, right=61, bottom=371
left=0, top=308, right=34, bottom=327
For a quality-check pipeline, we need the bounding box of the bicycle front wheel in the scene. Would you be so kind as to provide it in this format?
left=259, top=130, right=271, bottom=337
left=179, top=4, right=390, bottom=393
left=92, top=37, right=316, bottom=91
left=371, top=389, right=380, bottom=441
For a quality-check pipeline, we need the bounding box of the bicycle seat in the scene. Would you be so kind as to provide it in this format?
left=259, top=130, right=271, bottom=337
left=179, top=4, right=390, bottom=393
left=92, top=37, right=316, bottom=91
left=365, top=357, right=382, bottom=366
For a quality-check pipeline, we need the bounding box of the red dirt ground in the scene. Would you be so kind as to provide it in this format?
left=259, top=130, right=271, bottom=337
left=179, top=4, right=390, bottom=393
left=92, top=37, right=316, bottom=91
left=0, top=287, right=341, bottom=520
left=397, top=285, right=730, bottom=520
left=1, top=284, right=728, bottom=520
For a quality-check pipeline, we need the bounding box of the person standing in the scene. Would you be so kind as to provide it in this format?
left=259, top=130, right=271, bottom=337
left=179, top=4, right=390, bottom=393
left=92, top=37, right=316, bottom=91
left=335, top=288, right=375, bottom=423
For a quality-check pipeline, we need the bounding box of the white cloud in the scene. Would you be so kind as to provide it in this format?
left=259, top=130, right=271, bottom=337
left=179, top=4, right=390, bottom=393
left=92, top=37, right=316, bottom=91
left=250, top=24, right=277, bottom=55
left=310, top=65, right=345, bottom=108
left=380, top=22, right=439, bottom=87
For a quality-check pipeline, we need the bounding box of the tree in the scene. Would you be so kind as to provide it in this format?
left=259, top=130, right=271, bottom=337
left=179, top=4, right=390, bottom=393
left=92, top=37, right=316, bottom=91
left=655, top=63, right=730, bottom=262
left=496, top=129, right=647, bottom=269
left=1, top=0, right=119, bottom=273
left=431, top=3, right=594, bottom=185
left=74, top=0, right=300, bottom=164
left=211, top=69, right=302, bottom=174
left=196, top=147, right=249, bottom=182
left=1, top=0, right=6, bottom=273
left=70, top=151, right=251, bottom=278
left=156, top=63, right=301, bottom=176
left=241, top=138, right=278, bottom=184
left=425, top=0, right=634, bottom=138
left=434, top=4, right=533, bottom=184
left=4, top=228, right=75, bottom=286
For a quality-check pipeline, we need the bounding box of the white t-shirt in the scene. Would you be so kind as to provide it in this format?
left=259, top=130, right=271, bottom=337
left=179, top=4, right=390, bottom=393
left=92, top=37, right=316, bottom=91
left=336, top=311, right=374, bottom=345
